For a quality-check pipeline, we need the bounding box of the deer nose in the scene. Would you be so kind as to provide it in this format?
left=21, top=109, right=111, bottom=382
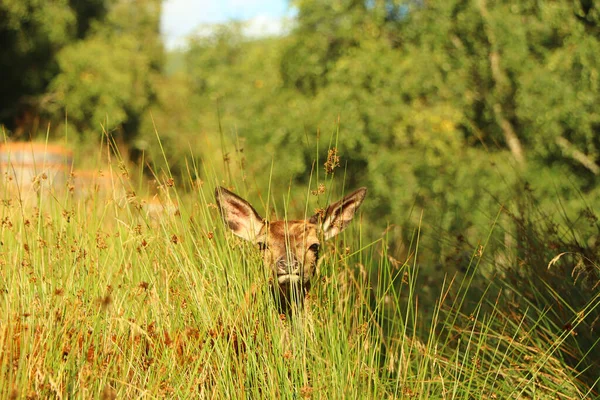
left=276, top=256, right=299, bottom=275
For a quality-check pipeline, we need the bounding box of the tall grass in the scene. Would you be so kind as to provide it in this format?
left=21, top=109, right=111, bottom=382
left=0, top=139, right=597, bottom=399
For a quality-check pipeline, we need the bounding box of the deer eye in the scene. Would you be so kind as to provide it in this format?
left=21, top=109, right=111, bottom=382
left=308, top=243, right=320, bottom=258
left=257, top=242, right=268, bottom=251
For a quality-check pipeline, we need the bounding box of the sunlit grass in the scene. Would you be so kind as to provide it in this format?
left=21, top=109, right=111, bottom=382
left=0, top=143, right=595, bottom=399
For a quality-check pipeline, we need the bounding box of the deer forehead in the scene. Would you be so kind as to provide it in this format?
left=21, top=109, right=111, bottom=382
left=259, top=220, right=319, bottom=248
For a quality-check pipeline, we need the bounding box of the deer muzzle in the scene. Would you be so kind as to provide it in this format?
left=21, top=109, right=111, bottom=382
left=276, top=256, right=302, bottom=284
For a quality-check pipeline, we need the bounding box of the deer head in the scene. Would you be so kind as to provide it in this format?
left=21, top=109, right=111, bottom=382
left=215, top=186, right=367, bottom=311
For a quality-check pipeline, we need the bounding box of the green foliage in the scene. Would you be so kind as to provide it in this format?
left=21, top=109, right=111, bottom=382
left=47, top=0, right=163, bottom=144
left=169, top=0, right=600, bottom=264
left=0, top=0, right=163, bottom=147
left=49, top=34, right=155, bottom=134
left=0, top=0, right=76, bottom=121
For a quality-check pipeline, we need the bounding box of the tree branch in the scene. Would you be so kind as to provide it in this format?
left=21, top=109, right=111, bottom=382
left=556, top=136, right=600, bottom=175
left=477, top=0, right=526, bottom=167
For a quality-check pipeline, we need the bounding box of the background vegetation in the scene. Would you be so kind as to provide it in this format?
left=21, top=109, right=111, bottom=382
left=1, top=0, right=599, bottom=397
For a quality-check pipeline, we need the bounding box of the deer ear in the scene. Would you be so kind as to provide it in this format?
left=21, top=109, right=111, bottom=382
left=311, top=187, right=367, bottom=240
left=215, top=187, right=264, bottom=241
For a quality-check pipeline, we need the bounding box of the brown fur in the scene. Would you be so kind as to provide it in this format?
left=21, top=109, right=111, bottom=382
left=215, top=186, right=367, bottom=312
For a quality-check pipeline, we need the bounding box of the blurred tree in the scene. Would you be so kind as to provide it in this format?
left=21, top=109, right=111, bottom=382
left=0, top=0, right=76, bottom=135
left=47, top=0, right=163, bottom=149
left=272, top=0, right=599, bottom=254
left=0, top=0, right=163, bottom=149
left=182, top=24, right=314, bottom=185
left=68, top=0, right=109, bottom=39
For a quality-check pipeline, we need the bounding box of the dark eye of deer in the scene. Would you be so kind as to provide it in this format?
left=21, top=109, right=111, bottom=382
left=309, top=243, right=320, bottom=259
left=257, top=242, right=268, bottom=251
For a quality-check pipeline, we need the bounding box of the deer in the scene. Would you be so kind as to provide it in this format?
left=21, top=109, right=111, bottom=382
left=215, top=186, right=367, bottom=312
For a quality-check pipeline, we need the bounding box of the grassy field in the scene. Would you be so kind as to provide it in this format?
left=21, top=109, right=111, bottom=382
left=0, top=151, right=597, bottom=399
